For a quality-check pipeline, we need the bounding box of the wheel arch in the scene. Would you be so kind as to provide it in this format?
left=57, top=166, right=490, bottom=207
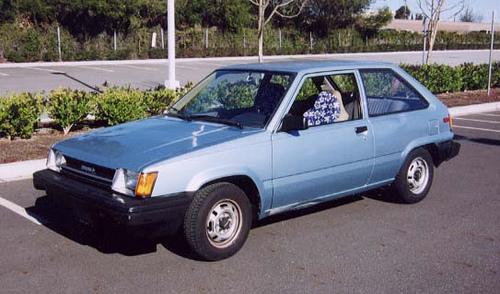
left=201, top=175, right=262, bottom=221
left=402, top=143, right=444, bottom=169
left=400, top=135, right=452, bottom=170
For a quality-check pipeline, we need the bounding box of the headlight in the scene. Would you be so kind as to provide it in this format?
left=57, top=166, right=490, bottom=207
left=112, top=168, right=158, bottom=198
left=46, top=149, right=66, bottom=172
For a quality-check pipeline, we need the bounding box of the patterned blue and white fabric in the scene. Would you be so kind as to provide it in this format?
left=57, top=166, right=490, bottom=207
left=303, top=91, right=341, bottom=126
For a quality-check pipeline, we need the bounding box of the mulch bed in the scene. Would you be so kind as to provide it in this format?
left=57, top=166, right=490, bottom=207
left=0, top=129, right=87, bottom=164
left=1, top=89, right=499, bottom=164
left=436, top=88, right=500, bottom=107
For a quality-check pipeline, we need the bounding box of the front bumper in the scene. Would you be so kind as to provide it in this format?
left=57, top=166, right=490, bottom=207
left=436, top=140, right=461, bottom=164
left=33, top=169, right=193, bottom=236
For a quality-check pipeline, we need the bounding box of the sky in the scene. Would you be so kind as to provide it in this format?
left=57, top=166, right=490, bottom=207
left=372, top=0, right=498, bottom=22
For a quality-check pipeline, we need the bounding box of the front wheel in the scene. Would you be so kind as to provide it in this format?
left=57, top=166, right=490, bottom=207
left=184, top=183, right=252, bottom=261
left=391, top=148, right=434, bottom=204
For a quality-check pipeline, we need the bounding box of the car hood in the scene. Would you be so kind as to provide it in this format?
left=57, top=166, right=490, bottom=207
left=54, top=116, right=259, bottom=171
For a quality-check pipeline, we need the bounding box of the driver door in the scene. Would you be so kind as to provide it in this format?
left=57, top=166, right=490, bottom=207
left=271, top=71, right=374, bottom=209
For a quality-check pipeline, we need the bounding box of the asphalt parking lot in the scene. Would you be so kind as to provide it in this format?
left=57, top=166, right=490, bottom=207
left=0, top=112, right=499, bottom=293
left=1, top=50, right=499, bottom=95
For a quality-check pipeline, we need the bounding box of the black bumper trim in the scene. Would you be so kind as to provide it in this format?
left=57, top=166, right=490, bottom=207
left=33, top=169, right=193, bottom=231
left=436, top=140, right=460, bottom=164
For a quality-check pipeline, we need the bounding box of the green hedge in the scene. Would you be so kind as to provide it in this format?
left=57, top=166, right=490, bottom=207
left=401, top=62, right=500, bottom=94
left=0, top=93, right=43, bottom=139
left=0, top=85, right=189, bottom=140
left=47, top=88, right=93, bottom=135
left=1, top=21, right=499, bottom=62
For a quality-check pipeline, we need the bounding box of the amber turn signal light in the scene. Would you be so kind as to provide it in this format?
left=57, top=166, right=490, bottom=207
left=135, top=172, right=158, bottom=198
left=443, top=114, right=453, bottom=129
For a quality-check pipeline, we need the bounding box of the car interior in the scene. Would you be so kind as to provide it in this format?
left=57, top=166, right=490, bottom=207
left=288, top=74, right=363, bottom=125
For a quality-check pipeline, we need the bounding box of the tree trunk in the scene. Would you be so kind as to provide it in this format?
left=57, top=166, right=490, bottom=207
left=426, top=18, right=440, bottom=64
left=63, top=125, right=73, bottom=136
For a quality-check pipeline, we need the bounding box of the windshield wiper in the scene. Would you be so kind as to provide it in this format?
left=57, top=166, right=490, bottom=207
left=188, top=115, right=243, bottom=129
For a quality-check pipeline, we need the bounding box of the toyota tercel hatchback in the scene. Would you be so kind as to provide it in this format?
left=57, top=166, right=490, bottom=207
left=33, top=60, right=460, bottom=260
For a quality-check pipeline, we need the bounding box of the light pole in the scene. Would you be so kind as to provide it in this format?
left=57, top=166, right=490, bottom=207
left=487, top=11, right=495, bottom=96
left=165, top=0, right=179, bottom=89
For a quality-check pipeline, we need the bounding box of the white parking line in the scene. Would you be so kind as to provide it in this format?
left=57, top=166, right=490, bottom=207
left=0, top=72, right=9, bottom=76
left=175, top=63, right=200, bottom=69
left=454, top=125, right=500, bottom=133
left=477, top=113, right=500, bottom=117
left=0, top=196, right=44, bottom=225
left=31, top=67, right=63, bottom=73
left=80, top=66, right=115, bottom=73
left=455, top=118, right=500, bottom=124
left=199, top=61, right=230, bottom=66
left=119, top=64, right=158, bottom=71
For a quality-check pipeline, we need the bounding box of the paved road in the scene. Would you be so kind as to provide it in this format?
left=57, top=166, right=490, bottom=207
left=0, top=112, right=499, bottom=293
left=1, top=50, right=499, bottom=95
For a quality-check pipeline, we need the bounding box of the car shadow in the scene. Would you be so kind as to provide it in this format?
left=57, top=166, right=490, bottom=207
left=360, top=187, right=411, bottom=204
left=255, top=188, right=403, bottom=229
left=26, top=196, right=161, bottom=256
left=454, top=134, right=500, bottom=147
left=27, top=189, right=401, bottom=259
left=255, top=195, right=363, bottom=228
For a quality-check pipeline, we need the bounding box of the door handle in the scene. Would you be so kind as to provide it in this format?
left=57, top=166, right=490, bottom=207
left=355, top=126, right=368, bottom=134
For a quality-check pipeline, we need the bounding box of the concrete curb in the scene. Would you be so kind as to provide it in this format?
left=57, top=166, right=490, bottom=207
left=449, top=101, right=500, bottom=117
left=0, top=50, right=498, bottom=68
left=0, top=159, right=45, bottom=183
left=0, top=101, right=498, bottom=183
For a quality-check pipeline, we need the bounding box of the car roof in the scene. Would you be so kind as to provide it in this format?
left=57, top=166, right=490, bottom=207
left=221, top=59, right=396, bottom=74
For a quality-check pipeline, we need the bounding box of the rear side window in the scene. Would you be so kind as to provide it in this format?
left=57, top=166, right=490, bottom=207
left=360, top=69, right=428, bottom=117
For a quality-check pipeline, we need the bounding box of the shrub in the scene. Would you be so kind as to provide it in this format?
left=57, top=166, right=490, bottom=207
left=402, top=62, right=499, bottom=94
left=142, top=87, right=178, bottom=115
left=459, top=63, right=489, bottom=91
left=402, top=64, right=462, bottom=94
left=94, top=87, right=147, bottom=125
left=491, top=62, right=500, bottom=88
left=47, top=88, right=92, bottom=135
left=0, top=93, right=43, bottom=139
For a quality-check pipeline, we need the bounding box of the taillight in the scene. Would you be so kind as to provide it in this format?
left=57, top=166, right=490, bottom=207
left=443, top=114, right=453, bottom=129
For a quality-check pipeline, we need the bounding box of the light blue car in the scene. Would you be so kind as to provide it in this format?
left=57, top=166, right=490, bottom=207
left=33, top=60, right=460, bottom=260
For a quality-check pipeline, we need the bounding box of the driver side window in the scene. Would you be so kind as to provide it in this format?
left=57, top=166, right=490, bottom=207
left=288, top=73, right=362, bottom=127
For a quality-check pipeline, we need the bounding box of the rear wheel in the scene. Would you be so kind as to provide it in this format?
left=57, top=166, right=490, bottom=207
left=184, top=182, right=252, bottom=261
left=391, top=148, right=434, bottom=204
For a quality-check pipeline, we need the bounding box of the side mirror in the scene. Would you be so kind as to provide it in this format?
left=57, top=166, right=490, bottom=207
left=279, top=114, right=308, bottom=132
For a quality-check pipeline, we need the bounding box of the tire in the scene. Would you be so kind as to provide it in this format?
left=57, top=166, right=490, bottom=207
left=391, top=148, right=434, bottom=204
left=184, top=182, right=252, bottom=261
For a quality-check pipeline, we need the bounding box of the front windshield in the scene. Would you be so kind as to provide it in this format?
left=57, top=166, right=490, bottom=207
left=169, top=70, right=294, bottom=128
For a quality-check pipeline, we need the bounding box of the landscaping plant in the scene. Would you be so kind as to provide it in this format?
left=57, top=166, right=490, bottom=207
left=0, top=92, right=43, bottom=139
left=142, top=87, right=178, bottom=116
left=47, top=88, right=92, bottom=135
left=93, top=87, right=147, bottom=126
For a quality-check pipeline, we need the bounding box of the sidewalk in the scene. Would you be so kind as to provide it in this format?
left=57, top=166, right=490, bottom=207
left=1, top=101, right=499, bottom=183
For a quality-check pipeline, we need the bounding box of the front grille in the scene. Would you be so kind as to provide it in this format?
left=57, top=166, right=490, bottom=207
left=61, top=156, right=115, bottom=188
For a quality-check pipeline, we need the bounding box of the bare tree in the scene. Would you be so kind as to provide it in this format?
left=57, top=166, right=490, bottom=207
left=249, top=0, right=308, bottom=62
left=417, top=0, right=465, bottom=64
left=459, top=7, right=483, bottom=23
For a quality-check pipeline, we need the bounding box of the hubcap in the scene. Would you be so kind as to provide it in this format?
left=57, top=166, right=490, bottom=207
left=407, top=157, right=429, bottom=194
left=206, top=199, right=242, bottom=248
